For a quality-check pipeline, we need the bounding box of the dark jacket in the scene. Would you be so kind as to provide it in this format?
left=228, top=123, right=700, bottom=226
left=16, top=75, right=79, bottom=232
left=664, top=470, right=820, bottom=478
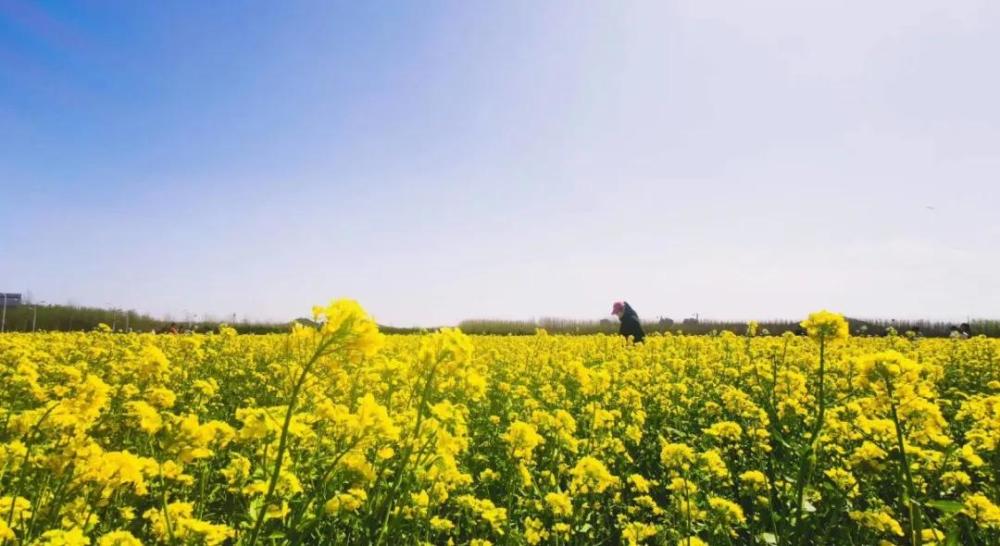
left=619, top=302, right=645, bottom=343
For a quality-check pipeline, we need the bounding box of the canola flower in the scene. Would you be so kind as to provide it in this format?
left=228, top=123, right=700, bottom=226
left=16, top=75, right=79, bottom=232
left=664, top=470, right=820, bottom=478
left=0, top=303, right=998, bottom=545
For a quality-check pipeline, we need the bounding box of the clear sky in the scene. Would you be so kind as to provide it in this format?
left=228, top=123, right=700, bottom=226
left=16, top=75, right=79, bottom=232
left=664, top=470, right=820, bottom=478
left=1, top=1, right=998, bottom=326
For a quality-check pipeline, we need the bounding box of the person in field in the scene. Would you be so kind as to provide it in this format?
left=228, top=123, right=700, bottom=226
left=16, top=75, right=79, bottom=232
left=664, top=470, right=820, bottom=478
left=612, top=301, right=645, bottom=343
left=960, top=323, right=972, bottom=338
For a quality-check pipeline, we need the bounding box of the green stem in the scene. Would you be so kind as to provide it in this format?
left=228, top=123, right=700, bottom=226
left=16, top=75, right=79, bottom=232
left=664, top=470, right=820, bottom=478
left=7, top=402, right=58, bottom=530
left=683, top=474, right=693, bottom=543
left=793, top=337, right=826, bottom=544
left=287, top=440, right=362, bottom=544
left=245, top=337, right=334, bottom=546
left=815, top=340, right=827, bottom=439
left=197, top=462, right=209, bottom=519
left=884, top=378, right=922, bottom=546
left=373, top=359, right=440, bottom=545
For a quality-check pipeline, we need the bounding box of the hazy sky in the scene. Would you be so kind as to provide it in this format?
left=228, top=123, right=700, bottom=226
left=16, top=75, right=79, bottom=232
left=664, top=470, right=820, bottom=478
left=2, top=1, right=998, bottom=326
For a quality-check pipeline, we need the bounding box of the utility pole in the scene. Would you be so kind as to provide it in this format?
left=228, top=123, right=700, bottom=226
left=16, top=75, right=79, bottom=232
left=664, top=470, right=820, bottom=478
left=32, top=301, right=47, bottom=332
left=1, top=293, right=7, bottom=333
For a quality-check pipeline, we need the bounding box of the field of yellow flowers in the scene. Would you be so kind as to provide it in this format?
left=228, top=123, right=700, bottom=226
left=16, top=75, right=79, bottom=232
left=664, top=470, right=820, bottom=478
left=2, top=301, right=999, bottom=546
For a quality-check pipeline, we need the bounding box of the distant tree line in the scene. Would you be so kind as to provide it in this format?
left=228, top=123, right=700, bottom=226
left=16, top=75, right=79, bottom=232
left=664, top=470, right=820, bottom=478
left=456, top=317, right=1000, bottom=338
left=2, top=304, right=996, bottom=338
left=0, top=304, right=438, bottom=335
left=0, top=304, right=286, bottom=334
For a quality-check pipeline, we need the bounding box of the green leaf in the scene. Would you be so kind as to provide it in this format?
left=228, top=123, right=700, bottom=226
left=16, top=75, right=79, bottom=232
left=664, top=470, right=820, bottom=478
left=760, top=532, right=778, bottom=545
left=944, top=526, right=961, bottom=546
left=926, top=499, right=964, bottom=514
left=664, top=427, right=690, bottom=439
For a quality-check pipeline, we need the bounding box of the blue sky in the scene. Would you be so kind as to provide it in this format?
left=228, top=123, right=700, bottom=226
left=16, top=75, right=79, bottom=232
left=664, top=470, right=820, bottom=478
left=2, top=0, right=998, bottom=326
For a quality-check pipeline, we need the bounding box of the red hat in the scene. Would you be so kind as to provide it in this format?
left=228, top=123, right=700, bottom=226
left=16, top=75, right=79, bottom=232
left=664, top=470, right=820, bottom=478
left=612, top=301, right=625, bottom=315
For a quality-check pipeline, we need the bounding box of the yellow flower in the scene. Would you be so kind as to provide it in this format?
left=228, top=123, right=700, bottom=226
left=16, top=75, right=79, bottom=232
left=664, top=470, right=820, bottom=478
left=409, top=490, right=430, bottom=515
left=524, top=517, right=549, bottom=545
left=621, top=521, right=658, bottom=545
left=704, top=421, right=742, bottom=442
left=355, top=393, right=400, bottom=441
left=124, top=401, right=162, bottom=434
left=77, top=449, right=158, bottom=496
left=45, top=374, right=111, bottom=433
left=32, top=527, right=90, bottom=546
left=824, top=468, right=858, bottom=495
left=117, top=507, right=135, bottom=522
left=96, top=531, right=143, bottom=546
left=430, top=517, right=455, bottom=531
left=0, top=520, right=14, bottom=542
left=0, top=496, right=32, bottom=527
left=941, top=471, right=971, bottom=489
left=739, top=470, right=768, bottom=492
left=312, top=299, right=383, bottom=358
left=456, top=495, right=507, bottom=534
left=800, top=310, right=849, bottom=341
left=959, top=444, right=985, bottom=467
left=235, top=407, right=281, bottom=441
left=545, top=492, right=573, bottom=517
left=963, top=493, right=1000, bottom=529
left=708, top=497, right=746, bottom=525
left=921, top=528, right=945, bottom=544
left=569, top=456, right=618, bottom=494
left=136, top=345, right=170, bottom=380
left=856, top=351, right=918, bottom=387
left=221, top=454, right=252, bottom=489
left=849, top=441, right=888, bottom=470
left=700, top=449, right=730, bottom=479
left=192, top=379, right=218, bottom=397
left=668, top=477, right=698, bottom=497
left=325, top=488, right=368, bottom=514
left=502, top=421, right=545, bottom=461
left=849, top=509, right=904, bottom=537
left=143, top=503, right=233, bottom=546
left=628, top=474, right=653, bottom=493
left=0, top=441, right=28, bottom=470
left=660, top=442, right=695, bottom=472
left=146, top=387, right=176, bottom=409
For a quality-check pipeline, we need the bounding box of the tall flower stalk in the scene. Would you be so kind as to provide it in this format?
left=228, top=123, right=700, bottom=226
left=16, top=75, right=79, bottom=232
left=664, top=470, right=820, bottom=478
left=857, top=351, right=933, bottom=546
left=885, top=377, right=923, bottom=546
left=792, top=310, right=848, bottom=544
left=244, top=300, right=382, bottom=546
